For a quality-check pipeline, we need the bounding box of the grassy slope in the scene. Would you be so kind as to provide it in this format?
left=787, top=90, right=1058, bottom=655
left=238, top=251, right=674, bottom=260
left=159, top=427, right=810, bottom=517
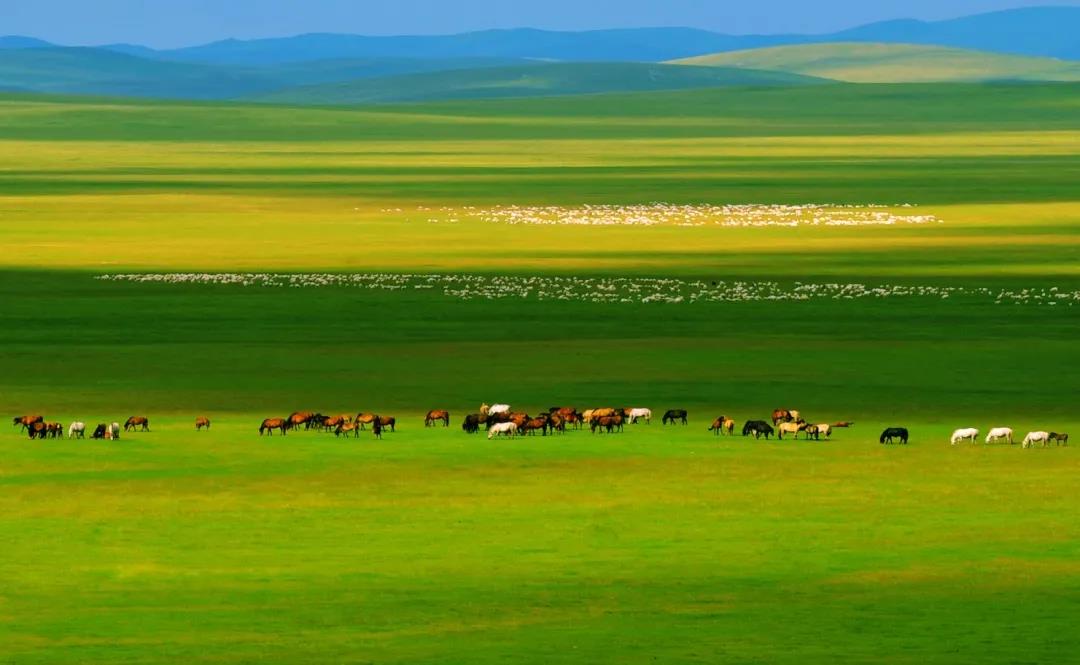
left=0, top=47, right=533, bottom=99
left=249, top=62, right=826, bottom=105
left=1, top=84, right=1079, bottom=663
left=673, top=42, right=1080, bottom=82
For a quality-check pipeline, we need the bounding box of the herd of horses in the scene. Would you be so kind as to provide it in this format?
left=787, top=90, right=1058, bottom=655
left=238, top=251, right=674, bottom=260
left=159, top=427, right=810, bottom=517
left=12, top=410, right=1068, bottom=450
left=950, top=427, right=1069, bottom=448
left=259, top=412, right=399, bottom=438
left=13, top=415, right=150, bottom=440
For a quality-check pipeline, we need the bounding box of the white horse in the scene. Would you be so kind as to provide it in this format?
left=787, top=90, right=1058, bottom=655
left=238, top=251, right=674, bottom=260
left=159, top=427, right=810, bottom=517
left=628, top=408, right=652, bottom=424
left=985, top=427, right=1013, bottom=445
left=790, top=410, right=801, bottom=422
left=950, top=428, right=979, bottom=445
left=106, top=422, right=120, bottom=440
left=488, top=421, right=517, bottom=440
left=488, top=404, right=511, bottom=416
left=815, top=424, right=832, bottom=439
left=1023, top=431, right=1049, bottom=449
left=68, top=421, right=85, bottom=439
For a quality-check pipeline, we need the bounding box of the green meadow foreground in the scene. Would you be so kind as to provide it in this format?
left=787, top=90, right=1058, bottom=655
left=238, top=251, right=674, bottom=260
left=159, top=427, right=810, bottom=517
left=1, top=83, right=1079, bottom=662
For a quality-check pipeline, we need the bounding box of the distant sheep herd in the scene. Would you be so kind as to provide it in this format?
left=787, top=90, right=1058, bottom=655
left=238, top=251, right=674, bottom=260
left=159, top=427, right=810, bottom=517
left=11, top=408, right=1068, bottom=449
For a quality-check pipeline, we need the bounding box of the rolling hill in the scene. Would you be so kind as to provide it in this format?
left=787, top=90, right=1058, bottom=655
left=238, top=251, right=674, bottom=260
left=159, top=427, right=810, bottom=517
left=249, top=62, right=829, bottom=105
left=0, top=47, right=533, bottom=99
left=673, top=43, right=1080, bottom=83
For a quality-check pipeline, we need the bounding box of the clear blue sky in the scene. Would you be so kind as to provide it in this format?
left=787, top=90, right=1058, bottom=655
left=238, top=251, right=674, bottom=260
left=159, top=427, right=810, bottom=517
left=4, top=0, right=1076, bottom=48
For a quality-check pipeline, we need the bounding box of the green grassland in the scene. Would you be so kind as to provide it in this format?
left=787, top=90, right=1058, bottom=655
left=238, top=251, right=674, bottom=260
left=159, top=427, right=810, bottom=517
left=673, top=42, right=1080, bottom=83
left=1, top=83, right=1079, bottom=663
left=248, top=62, right=826, bottom=105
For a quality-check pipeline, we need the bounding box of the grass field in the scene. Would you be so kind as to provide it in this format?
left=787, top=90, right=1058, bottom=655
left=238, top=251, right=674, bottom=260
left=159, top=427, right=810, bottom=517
left=1, top=83, right=1079, bottom=663
left=673, top=42, right=1080, bottom=83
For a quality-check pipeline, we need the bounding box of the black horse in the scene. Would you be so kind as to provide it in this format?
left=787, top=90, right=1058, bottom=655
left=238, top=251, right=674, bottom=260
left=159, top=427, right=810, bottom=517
left=880, top=427, right=909, bottom=445
left=662, top=409, right=688, bottom=425
left=742, top=420, right=775, bottom=439
left=462, top=413, right=483, bottom=434
left=91, top=423, right=108, bottom=439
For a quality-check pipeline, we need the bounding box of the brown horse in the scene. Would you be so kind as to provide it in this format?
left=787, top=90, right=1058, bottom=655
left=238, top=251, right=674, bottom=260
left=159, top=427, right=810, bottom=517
left=27, top=421, right=48, bottom=439
left=522, top=417, right=549, bottom=436
left=355, top=413, right=376, bottom=430
left=124, top=416, right=150, bottom=432
left=195, top=416, right=211, bottom=431
left=46, top=422, right=64, bottom=438
left=548, top=413, right=566, bottom=434
left=323, top=415, right=350, bottom=431
left=833, top=421, right=855, bottom=428
left=590, top=408, right=617, bottom=421
left=14, top=414, right=44, bottom=431
left=335, top=422, right=359, bottom=438
left=1049, top=432, right=1069, bottom=446
left=260, top=418, right=289, bottom=436
left=425, top=410, right=451, bottom=427
left=772, top=409, right=794, bottom=425
left=709, top=417, right=736, bottom=436
left=375, top=415, right=396, bottom=432
left=591, top=415, right=623, bottom=434
left=287, top=411, right=316, bottom=430
left=508, top=413, right=530, bottom=428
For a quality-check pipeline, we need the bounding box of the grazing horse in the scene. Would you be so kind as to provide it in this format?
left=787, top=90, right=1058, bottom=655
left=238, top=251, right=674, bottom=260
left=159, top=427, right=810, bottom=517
left=425, top=410, right=451, bottom=427
left=771, top=409, right=793, bottom=425
left=627, top=408, right=652, bottom=424
left=27, top=421, right=48, bottom=439
left=778, top=421, right=807, bottom=440
left=260, top=418, right=289, bottom=436
left=375, top=416, right=396, bottom=432
left=1022, top=431, right=1050, bottom=449
left=488, top=421, right=517, bottom=440
left=195, top=416, right=211, bottom=431
left=742, top=420, right=774, bottom=439
left=814, top=424, right=832, bottom=439
left=91, top=424, right=108, bottom=439
left=950, top=428, right=979, bottom=445
left=804, top=424, right=820, bottom=440
left=709, top=416, right=735, bottom=436
left=335, top=422, right=359, bottom=438
left=288, top=412, right=315, bottom=430
left=1049, top=432, right=1069, bottom=446
left=68, top=421, right=86, bottom=439
left=548, top=413, right=566, bottom=434
left=662, top=410, right=688, bottom=425
left=46, top=422, right=64, bottom=438
left=355, top=413, right=376, bottom=430
left=985, top=427, right=1014, bottom=445
left=591, top=415, right=622, bottom=434
left=13, top=415, right=44, bottom=431
left=880, top=428, right=909, bottom=445
left=323, top=415, right=350, bottom=431
left=522, top=417, right=549, bottom=436
left=124, top=416, right=150, bottom=432
left=462, top=414, right=484, bottom=434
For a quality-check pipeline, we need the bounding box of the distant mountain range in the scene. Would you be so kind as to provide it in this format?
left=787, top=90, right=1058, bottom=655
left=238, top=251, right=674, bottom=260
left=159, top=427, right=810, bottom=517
left=0, top=7, right=1077, bottom=104
left=3, top=7, right=1079, bottom=63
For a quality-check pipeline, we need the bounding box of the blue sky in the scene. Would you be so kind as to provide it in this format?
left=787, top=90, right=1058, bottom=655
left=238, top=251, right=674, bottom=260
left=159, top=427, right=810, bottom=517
left=4, top=1, right=1076, bottom=48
